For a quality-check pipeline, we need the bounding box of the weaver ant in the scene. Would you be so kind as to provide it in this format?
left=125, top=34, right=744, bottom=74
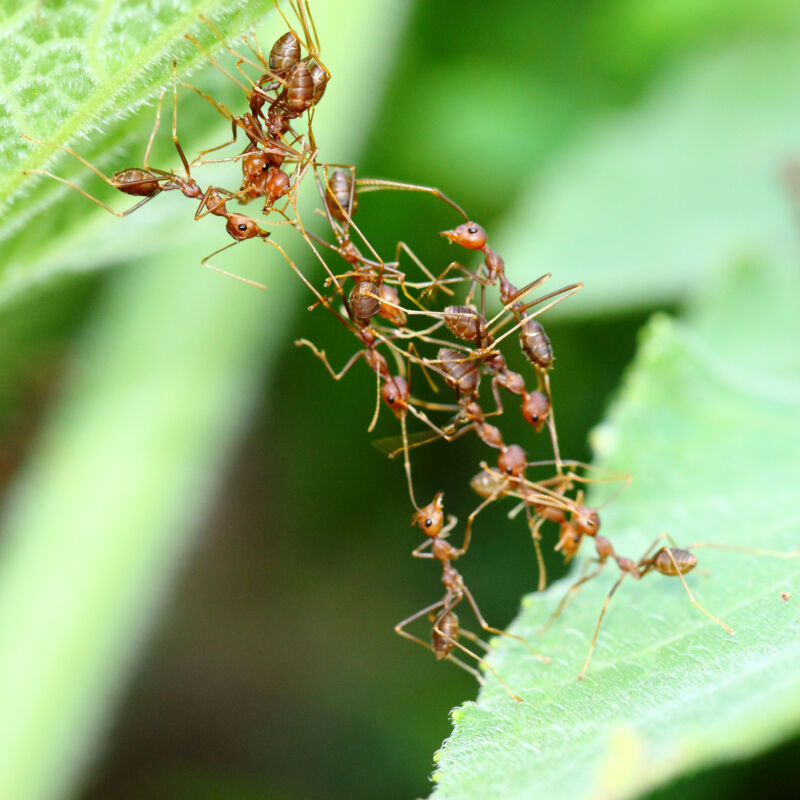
left=540, top=532, right=800, bottom=680
left=395, top=493, right=547, bottom=700
left=22, top=64, right=270, bottom=289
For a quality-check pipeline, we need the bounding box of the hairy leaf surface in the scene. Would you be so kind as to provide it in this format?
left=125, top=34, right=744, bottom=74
left=431, top=259, right=800, bottom=799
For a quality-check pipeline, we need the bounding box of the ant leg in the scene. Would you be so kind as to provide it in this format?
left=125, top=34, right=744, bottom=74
left=294, top=339, right=364, bottom=379
left=686, top=542, right=800, bottom=558
left=171, top=62, right=193, bottom=178
left=394, top=599, right=446, bottom=651
left=502, top=273, right=553, bottom=306
left=21, top=169, right=159, bottom=217
left=407, top=341, right=440, bottom=394
left=444, top=654, right=488, bottom=685
left=459, top=627, right=491, bottom=653
left=411, top=539, right=435, bottom=559
left=193, top=186, right=236, bottom=219
left=396, top=241, right=455, bottom=302
left=199, top=13, right=267, bottom=72
left=265, top=240, right=352, bottom=330
left=143, top=88, right=167, bottom=169
left=355, top=178, right=469, bottom=220
left=487, top=284, right=584, bottom=352
left=200, top=241, right=267, bottom=290
left=399, top=413, right=419, bottom=510
left=664, top=548, right=733, bottom=634
left=488, top=378, right=506, bottom=419
left=461, top=483, right=507, bottom=553
left=185, top=33, right=252, bottom=94
left=462, top=584, right=549, bottom=664
left=524, top=502, right=547, bottom=592
left=541, top=373, right=563, bottom=473
left=433, top=616, right=522, bottom=702
left=538, top=561, right=607, bottom=636
left=21, top=134, right=125, bottom=188
left=367, top=365, right=382, bottom=433
left=578, top=573, right=628, bottom=680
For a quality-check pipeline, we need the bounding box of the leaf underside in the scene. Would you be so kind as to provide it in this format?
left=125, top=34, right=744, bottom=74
left=430, top=258, right=800, bottom=800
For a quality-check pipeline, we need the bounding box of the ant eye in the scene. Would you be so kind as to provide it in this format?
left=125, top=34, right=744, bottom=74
left=468, top=226, right=477, bottom=234
left=505, top=467, right=512, bottom=475
left=238, top=223, right=247, bottom=231
left=387, top=395, right=395, bottom=403
left=425, top=519, right=432, bottom=527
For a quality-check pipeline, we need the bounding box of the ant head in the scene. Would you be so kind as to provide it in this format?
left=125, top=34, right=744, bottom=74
left=381, top=375, right=409, bottom=419
left=573, top=506, right=600, bottom=536
left=653, top=547, right=697, bottom=577
left=411, top=491, right=445, bottom=537
left=521, top=391, right=550, bottom=433
left=439, top=221, right=487, bottom=250
left=242, top=150, right=271, bottom=182
left=226, top=214, right=270, bottom=241
left=498, top=444, right=526, bottom=478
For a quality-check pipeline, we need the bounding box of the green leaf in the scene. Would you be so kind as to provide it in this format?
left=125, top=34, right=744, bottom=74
left=493, top=39, right=800, bottom=318
left=430, top=258, right=800, bottom=799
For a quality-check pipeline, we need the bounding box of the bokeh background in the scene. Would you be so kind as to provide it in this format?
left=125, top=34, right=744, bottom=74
left=2, top=0, right=800, bottom=798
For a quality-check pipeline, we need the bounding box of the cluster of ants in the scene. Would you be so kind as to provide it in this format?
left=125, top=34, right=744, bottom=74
left=22, top=0, right=797, bottom=702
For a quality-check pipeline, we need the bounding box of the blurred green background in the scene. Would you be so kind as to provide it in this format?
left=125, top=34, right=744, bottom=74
left=2, top=0, right=800, bottom=798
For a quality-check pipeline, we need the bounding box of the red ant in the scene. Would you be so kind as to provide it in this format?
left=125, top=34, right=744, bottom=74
left=395, top=493, right=547, bottom=701
left=540, top=532, right=800, bottom=680
left=22, top=65, right=270, bottom=290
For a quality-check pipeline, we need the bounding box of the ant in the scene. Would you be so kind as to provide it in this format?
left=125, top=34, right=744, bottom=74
left=22, top=64, right=270, bottom=289
left=395, top=493, right=547, bottom=701
left=540, top=532, right=800, bottom=680
left=300, top=165, right=474, bottom=325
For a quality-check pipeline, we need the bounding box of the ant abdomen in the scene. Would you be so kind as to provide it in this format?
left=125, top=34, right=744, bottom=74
left=269, top=31, right=301, bottom=75
left=349, top=281, right=381, bottom=320
left=444, top=305, right=489, bottom=345
left=113, top=168, right=163, bottom=197
left=284, top=61, right=315, bottom=113
left=654, top=548, right=697, bottom=576
left=432, top=611, right=459, bottom=659
left=520, top=319, right=553, bottom=370
left=325, top=169, right=356, bottom=222
left=438, top=347, right=480, bottom=396
left=308, top=59, right=329, bottom=104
